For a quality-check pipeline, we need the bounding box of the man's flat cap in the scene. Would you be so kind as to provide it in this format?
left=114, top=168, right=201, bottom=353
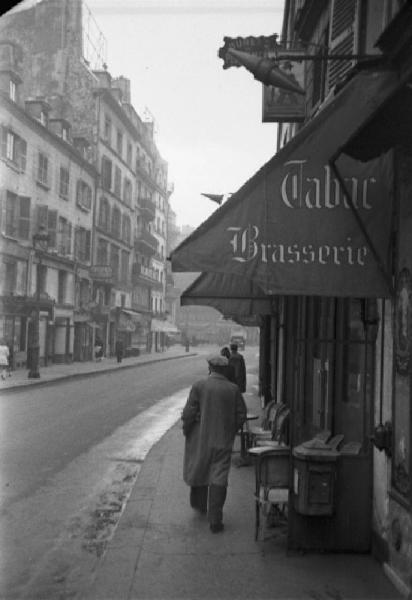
left=207, top=354, right=228, bottom=366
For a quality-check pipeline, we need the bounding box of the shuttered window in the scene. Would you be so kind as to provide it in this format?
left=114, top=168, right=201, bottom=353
left=327, top=0, right=359, bottom=90
left=74, top=227, right=91, bottom=263
left=0, top=126, right=27, bottom=171
left=101, top=156, right=112, bottom=191
left=4, top=191, right=31, bottom=239
left=36, top=204, right=57, bottom=247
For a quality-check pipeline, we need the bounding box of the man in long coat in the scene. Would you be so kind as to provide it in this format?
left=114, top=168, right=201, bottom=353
left=229, top=342, right=247, bottom=393
left=182, top=354, right=247, bottom=533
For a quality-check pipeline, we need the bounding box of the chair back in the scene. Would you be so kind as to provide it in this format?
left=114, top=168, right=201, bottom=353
left=258, top=449, right=290, bottom=488
left=271, top=405, right=290, bottom=443
left=261, top=400, right=277, bottom=430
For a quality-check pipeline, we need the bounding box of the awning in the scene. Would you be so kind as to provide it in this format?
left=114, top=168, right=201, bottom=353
left=171, top=68, right=401, bottom=298
left=151, top=319, right=180, bottom=334
left=181, top=272, right=272, bottom=319
left=118, top=308, right=145, bottom=332
left=121, top=309, right=144, bottom=322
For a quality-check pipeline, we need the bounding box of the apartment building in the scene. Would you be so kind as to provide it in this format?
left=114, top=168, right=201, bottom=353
left=0, top=0, right=174, bottom=360
left=0, top=40, right=97, bottom=367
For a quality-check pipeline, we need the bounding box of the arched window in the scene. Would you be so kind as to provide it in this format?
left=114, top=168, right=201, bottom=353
left=122, top=214, right=131, bottom=244
left=112, top=207, right=121, bottom=238
left=99, top=196, right=110, bottom=231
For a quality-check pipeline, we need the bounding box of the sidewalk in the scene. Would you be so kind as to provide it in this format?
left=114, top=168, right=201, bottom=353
left=87, top=385, right=402, bottom=600
left=0, top=345, right=196, bottom=392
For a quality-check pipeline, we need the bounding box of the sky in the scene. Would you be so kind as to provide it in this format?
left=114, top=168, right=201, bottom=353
left=6, top=0, right=285, bottom=228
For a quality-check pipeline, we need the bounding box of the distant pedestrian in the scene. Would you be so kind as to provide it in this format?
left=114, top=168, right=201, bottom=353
left=0, top=340, right=10, bottom=380
left=115, top=339, right=124, bottom=363
left=182, top=354, right=247, bottom=533
left=94, top=339, right=104, bottom=361
left=7, top=342, right=13, bottom=375
left=220, top=346, right=236, bottom=383
left=229, top=342, right=246, bottom=393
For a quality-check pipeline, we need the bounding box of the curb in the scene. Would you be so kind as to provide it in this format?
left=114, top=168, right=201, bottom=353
left=0, top=352, right=198, bottom=393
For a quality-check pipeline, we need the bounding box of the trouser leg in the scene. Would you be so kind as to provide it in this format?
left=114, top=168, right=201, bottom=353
left=208, top=484, right=227, bottom=530
left=190, top=486, right=208, bottom=513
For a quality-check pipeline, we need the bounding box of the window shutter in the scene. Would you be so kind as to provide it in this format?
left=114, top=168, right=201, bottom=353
left=47, top=209, right=57, bottom=248
left=0, top=126, right=7, bottom=158
left=18, top=196, right=30, bottom=239
left=17, top=137, right=27, bottom=172
left=327, top=0, right=359, bottom=91
left=5, top=190, right=17, bottom=236
left=67, top=222, right=72, bottom=255
left=37, top=204, right=48, bottom=229
left=85, top=229, right=91, bottom=262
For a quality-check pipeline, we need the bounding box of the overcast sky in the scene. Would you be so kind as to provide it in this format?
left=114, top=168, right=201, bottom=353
left=7, top=0, right=285, bottom=228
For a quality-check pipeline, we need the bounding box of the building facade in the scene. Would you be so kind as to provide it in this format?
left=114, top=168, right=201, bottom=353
left=0, top=39, right=97, bottom=367
left=0, top=0, right=175, bottom=363
left=171, top=0, right=412, bottom=595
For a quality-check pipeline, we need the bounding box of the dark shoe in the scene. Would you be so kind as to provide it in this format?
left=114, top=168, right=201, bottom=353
left=210, top=522, right=224, bottom=533
left=190, top=486, right=208, bottom=514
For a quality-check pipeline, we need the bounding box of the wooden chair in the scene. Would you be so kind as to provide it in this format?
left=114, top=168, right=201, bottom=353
left=254, top=404, right=290, bottom=448
left=248, top=446, right=290, bottom=541
left=248, top=401, right=283, bottom=447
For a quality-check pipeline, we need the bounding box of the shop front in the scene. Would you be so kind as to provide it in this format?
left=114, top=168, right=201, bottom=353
left=115, top=308, right=151, bottom=356
left=171, top=66, right=403, bottom=555
left=0, top=294, right=54, bottom=370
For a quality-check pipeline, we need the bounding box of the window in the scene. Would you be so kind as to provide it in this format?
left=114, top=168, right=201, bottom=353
left=74, top=227, right=91, bottom=262
left=127, top=142, right=132, bottom=166
left=110, top=245, right=120, bottom=282
left=98, top=196, right=110, bottom=230
left=37, top=152, right=49, bottom=187
left=59, top=167, right=70, bottom=199
left=58, top=270, right=67, bottom=304
left=114, top=165, right=121, bottom=197
left=122, top=214, right=131, bottom=244
left=36, top=204, right=57, bottom=248
left=0, top=126, right=27, bottom=171
left=123, top=178, right=132, bottom=205
left=97, top=237, right=109, bottom=265
left=112, top=207, right=121, bottom=238
left=312, top=26, right=329, bottom=108
left=62, top=126, right=69, bottom=142
left=39, top=111, right=48, bottom=127
left=3, top=260, right=17, bottom=293
left=101, top=156, right=112, bottom=191
left=104, top=114, right=111, bottom=143
left=116, top=129, right=123, bottom=156
left=121, top=250, right=129, bottom=283
left=9, top=79, right=16, bottom=102
left=76, top=179, right=92, bottom=211
left=37, top=264, right=47, bottom=295
left=58, top=217, right=72, bottom=256
left=4, top=191, right=30, bottom=239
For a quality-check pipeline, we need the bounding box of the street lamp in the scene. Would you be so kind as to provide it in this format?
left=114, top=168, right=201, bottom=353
left=28, top=225, right=50, bottom=379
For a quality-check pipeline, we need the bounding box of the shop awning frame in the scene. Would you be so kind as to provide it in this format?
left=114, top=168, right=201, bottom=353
left=171, top=67, right=403, bottom=299
left=180, top=271, right=273, bottom=320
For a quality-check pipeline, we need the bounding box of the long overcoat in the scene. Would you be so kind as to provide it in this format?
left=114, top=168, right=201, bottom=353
left=182, top=372, right=247, bottom=487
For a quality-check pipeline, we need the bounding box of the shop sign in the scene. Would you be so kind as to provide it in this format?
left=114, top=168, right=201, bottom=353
left=262, top=48, right=306, bottom=123
left=218, top=34, right=278, bottom=69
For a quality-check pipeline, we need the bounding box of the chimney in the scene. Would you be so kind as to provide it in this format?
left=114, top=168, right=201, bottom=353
left=25, top=97, right=51, bottom=127
left=93, top=69, right=112, bottom=88
left=112, top=76, right=131, bottom=103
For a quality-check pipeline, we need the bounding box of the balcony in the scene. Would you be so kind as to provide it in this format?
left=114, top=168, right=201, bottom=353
left=139, top=196, right=156, bottom=222
left=90, top=265, right=113, bottom=283
left=132, top=263, right=163, bottom=289
left=134, top=229, right=157, bottom=256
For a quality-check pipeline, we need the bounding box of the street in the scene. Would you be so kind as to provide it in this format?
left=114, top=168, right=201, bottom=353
left=0, top=352, right=213, bottom=599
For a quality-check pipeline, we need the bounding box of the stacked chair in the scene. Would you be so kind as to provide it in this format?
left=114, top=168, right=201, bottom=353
left=248, top=403, right=291, bottom=541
